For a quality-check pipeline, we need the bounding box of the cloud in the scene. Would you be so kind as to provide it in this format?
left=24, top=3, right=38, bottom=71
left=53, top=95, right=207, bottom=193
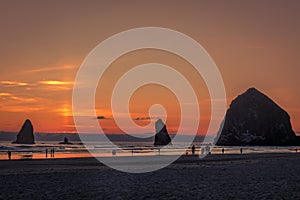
left=37, top=80, right=74, bottom=90
left=0, top=105, right=42, bottom=112
left=96, top=116, right=107, bottom=120
left=0, top=92, right=36, bottom=102
left=0, top=81, right=29, bottom=87
left=0, top=92, right=12, bottom=97
left=0, top=79, right=73, bottom=91
left=0, top=92, right=40, bottom=112
left=134, top=117, right=151, bottom=121
left=38, top=80, right=73, bottom=86
left=27, top=65, right=77, bottom=73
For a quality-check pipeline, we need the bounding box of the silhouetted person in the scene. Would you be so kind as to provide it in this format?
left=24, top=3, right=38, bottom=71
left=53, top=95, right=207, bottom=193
left=50, top=148, right=55, bottom=157
left=192, top=145, right=196, bottom=155
left=52, top=148, right=55, bottom=157
left=240, top=148, right=243, bottom=154
left=46, top=149, right=48, bottom=158
left=222, top=148, right=225, bottom=155
left=7, top=151, right=11, bottom=160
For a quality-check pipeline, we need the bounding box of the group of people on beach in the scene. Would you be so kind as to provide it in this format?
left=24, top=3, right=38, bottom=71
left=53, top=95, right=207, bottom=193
left=188, top=145, right=244, bottom=155
left=188, top=145, right=212, bottom=156
left=45, top=148, right=55, bottom=158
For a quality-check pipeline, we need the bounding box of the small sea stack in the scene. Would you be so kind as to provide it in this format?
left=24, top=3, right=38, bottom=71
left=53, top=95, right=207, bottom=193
left=154, top=119, right=171, bottom=145
left=13, top=119, right=35, bottom=144
left=216, top=88, right=297, bottom=146
left=59, top=137, right=72, bottom=144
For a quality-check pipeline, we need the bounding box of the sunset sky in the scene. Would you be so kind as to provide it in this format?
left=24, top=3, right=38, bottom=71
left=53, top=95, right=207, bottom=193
left=0, top=0, right=299, bottom=134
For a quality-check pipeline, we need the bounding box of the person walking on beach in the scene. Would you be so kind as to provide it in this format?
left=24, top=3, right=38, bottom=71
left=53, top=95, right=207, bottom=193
left=192, top=145, right=196, bottom=155
left=7, top=151, right=11, bottom=160
left=50, top=148, right=54, bottom=157
left=240, top=148, right=243, bottom=154
left=222, top=148, right=225, bottom=155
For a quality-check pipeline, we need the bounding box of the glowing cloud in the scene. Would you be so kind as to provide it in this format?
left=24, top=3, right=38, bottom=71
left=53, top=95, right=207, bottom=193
left=39, top=80, right=73, bottom=86
left=0, top=81, right=28, bottom=86
left=0, top=92, right=12, bottom=97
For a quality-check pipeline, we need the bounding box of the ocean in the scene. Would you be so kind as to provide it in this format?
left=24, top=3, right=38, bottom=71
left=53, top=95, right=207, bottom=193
left=0, top=140, right=298, bottom=160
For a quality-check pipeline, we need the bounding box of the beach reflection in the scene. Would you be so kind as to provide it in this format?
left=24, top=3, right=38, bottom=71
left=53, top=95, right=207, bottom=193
left=0, top=141, right=298, bottom=160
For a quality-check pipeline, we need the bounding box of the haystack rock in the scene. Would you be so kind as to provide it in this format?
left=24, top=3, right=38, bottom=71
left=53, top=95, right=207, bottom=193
left=216, top=88, right=297, bottom=146
left=154, top=119, right=171, bottom=145
left=13, top=119, right=35, bottom=144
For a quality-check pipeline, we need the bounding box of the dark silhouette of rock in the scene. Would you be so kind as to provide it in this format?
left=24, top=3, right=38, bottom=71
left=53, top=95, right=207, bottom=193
left=216, top=88, right=297, bottom=146
left=59, top=137, right=72, bottom=144
left=154, top=119, right=171, bottom=145
left=13, top=119, right=35, bottom=144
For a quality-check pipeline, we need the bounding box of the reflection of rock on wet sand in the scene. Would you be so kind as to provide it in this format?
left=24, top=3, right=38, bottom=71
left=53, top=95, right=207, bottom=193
left=20, top=154, right=33, bottom=159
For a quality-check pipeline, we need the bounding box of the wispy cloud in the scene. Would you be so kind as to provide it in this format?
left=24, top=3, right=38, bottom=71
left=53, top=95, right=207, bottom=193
left=0, top=92, right=40, bottom=112
left=0, top=105, right=42, bottom=112
left=38, top=80, right=74, bottom=90
left=133, top=117, right=152, bottom=121
left=0, top=81, right=29, bottom=86
left=27, top=65, right=77, bottom=73
left=97, top=116, right=107, bottom=120
left=0, top=92, right=37, bottom=102
left=0, top=92, right=12, bottom=97
left=38, top=80, right=73, bottom=86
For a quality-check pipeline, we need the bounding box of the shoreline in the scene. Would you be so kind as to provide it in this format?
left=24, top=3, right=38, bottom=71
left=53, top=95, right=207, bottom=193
left=1, top=144, right=299, bottom=161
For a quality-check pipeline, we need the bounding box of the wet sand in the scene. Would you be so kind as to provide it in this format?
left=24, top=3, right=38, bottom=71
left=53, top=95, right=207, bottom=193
left=0, top=153, right=299, bottom=199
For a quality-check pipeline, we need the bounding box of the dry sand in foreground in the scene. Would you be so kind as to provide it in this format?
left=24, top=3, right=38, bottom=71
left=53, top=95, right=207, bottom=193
left=0, top=153, right=299, bottom=200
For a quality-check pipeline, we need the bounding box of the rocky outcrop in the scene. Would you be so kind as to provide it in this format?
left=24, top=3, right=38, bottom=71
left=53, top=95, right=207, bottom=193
left=216, top=88, right=297, bottom=146
left=59, top=137, right=72, bottom=144
left=13, top=119, right=35, bottom=144
left=154, top=119, right=171, bottom=145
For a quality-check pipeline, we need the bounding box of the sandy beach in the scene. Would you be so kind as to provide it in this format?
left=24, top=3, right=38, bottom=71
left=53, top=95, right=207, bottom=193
left=0, top=153, right=299, bottom=200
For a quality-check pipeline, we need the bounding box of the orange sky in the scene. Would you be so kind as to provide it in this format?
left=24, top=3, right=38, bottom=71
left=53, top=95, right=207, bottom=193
left=0, top=1, right=300, bottom=134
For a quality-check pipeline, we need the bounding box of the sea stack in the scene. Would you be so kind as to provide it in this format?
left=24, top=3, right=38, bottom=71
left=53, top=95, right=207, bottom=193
left=216, top=88, right=297, bottom=146
left=154, top=119, right=171, bottom=145
left=13, top=119, right=35, bottom=144
left=59, top=137, right=72, bottom=144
